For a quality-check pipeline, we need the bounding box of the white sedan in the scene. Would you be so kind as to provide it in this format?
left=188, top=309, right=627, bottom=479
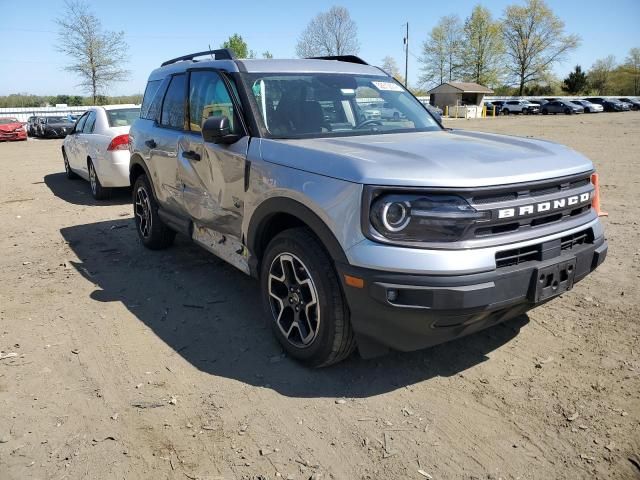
left=62, top=105, right=140, bottom=199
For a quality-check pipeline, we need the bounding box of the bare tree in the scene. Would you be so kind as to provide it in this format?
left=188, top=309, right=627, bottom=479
left=588, top=55, right=617, bottom=95
left=295, top=6, right=360, bottom=58
left=381, top=56, right=404, bottom=83
left=623, top=47, right=640, bottom=95
left=56, top=1, right=129, bottom=104
left=502, top=0, right=579, bottom=96
left=418, top=15, right=463, bottom=87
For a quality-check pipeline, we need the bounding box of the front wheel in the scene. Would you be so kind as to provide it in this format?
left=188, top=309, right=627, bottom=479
left=541, top=109, right=548, bottom=115
left=261, top=228, right=356, bottom=367
left=564, top=108, right=572, bottom=115
left=502, top=109, right=509, bottom=115
left=132, top=174, right=176, bottom=250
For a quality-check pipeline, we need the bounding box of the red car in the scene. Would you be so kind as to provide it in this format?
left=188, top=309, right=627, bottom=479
left=0, top=117, right=28, bottom=141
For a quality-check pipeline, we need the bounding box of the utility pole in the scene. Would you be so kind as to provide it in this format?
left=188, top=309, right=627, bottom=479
left=403, top=23, right=409, bottom=87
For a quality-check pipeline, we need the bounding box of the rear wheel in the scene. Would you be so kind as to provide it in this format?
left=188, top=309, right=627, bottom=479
left=502, top=108, right=509, bottom=115
left=564, top=108, right=572, bottom=115
left=88, top=160, right=111, bottom=200
left=542, top=109, right=548, bottom=115
left=132, top=174, right=176, bottom=249
left=261, top=228, right=356, bottom=367
left=63, top=150, right=78, bottom=179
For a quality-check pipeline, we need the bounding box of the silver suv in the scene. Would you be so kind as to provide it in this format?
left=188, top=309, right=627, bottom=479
left=129, top=50, right=607, bottom=366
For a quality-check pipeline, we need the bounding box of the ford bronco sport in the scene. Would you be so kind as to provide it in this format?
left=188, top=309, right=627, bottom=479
left=129, top=49, right=607, bottom=367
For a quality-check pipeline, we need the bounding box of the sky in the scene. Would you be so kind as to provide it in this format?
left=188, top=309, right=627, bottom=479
left=1, top=0, right=638, bottom=96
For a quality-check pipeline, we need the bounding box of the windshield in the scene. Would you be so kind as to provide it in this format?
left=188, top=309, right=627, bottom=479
left=46, top=117, right=66, bottom=123
left=106, top=108, right=140, bottom=127
left=0, top=118, right=19, bottom=124
left=242, top=73, right=440, bottom=139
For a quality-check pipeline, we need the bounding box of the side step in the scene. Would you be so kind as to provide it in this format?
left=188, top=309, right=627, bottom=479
left=192, top=223, right=250, bottom=275
left=158, top=208, right=191, bottom=236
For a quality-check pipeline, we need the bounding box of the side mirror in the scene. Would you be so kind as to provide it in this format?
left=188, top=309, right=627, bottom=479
left=202, top=116, right=239, bottom=144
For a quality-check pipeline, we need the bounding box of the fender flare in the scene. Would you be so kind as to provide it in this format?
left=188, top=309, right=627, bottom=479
left=247, top=197, right=349, bottom=272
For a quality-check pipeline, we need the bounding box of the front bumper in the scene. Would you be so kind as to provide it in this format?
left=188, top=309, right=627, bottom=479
left=0, top=130, right=27, bottom=141
left=337, top=235, right=607, bottom=356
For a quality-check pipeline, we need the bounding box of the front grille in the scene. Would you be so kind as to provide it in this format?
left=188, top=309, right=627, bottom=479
left=495, top=228, right=594, bottom=268
left=468, top=174, right=594, bottom=239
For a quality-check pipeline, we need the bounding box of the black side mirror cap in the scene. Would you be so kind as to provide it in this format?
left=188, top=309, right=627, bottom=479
left=202, top=115, right=239, bottom=144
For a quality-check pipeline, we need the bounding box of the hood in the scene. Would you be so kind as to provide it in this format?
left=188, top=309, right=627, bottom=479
left=259, top=130, right=594, bottom=188
left=0, top=122, right=22, bottom=132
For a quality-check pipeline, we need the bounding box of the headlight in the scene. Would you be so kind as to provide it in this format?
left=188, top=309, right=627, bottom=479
left=367, top=192, right=490, bottom=243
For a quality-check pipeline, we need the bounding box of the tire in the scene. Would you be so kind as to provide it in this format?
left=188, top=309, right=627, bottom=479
left=502, top=108, right=509, bottom=115
left=541, top=109, right=548, bottom=115
left=564, top=108, right=572, bottom=115
left=63, top=150, right=79, bottom=179
left=585, top=107, right=591, bottom=113
left=260, top=228, right=356, bottom=367
left=132, top=173, right=176, bottom=249
left=88, top=159, right=111, bottom=200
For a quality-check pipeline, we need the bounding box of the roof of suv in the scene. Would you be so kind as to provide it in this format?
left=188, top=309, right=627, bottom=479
left=148, top=58, right=387, bottom=81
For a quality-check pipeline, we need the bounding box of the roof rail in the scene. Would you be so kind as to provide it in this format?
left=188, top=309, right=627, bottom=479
left=161, top=48, right=236, bottom=67
left=308, top=55, right=369, bottom=65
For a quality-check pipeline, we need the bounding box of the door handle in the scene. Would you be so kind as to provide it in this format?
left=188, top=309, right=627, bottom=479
left=145, top=139, right=157, bottom=149
left=182, top=150, right=201, bottom=161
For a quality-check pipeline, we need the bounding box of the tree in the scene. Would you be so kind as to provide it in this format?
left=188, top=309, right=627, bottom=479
left=221, top=34, right=251, bottom=58
left=381, top=56, right=404, bottom=83
left=419, top=15, right=463, bottom=87
left=295, top=6, right=359, bottom=57
left=461, top=5, right=504, bottom=86
left=262, top=51, right=274, bottom=59
left=55, top=1, right=129, bottom=104
left=562, top=65, right=588, bottom=94
left=588, top=55, right=616, bottom=95
left=621, top=47, right=640, bottom=95
left=502, top=0, right=580, bottom=95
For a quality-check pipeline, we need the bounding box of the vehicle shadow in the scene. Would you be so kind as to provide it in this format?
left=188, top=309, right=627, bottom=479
left=60, top=219, right=529, bottom=399
left=45, top=172, right=130, bottom=206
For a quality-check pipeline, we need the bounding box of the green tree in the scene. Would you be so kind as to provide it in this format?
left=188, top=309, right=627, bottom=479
left=502, top=0, right=580, bottom=95
left=221, top=34, right=250, bottom=58
left=461, top=5, right=504, bottom=87
left=419, top=15, right=463, bottom=87
left=621, top=47, right=640, bottom=95
left=56, top=0, right=130, bottom=104
left=588, top=55, right=616, bottom=95
left=562, top=65, right=588, bottom=94
left=262, top=51, right=274, bottom=59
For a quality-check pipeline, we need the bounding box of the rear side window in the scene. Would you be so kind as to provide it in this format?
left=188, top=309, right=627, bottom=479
left=107, top=108, right=141, bottom=127
left=140, top=80, right=162, bottom=119
left=75, top=112, right=89, bottom=132
left=83, top=111, right=97, bottom=133
left=161, top=74, right=186, bottom=129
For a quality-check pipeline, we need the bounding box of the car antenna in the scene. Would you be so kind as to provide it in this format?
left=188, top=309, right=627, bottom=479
left=209, top=44, right=214, bottom=60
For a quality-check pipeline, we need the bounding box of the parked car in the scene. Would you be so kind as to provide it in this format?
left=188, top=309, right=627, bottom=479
left=379, top=102, right=405, bottom=120
left=37, top=116, right=75, bottom=138
left=501, top=100, right=540, bottom=115
left=129, top=50, right=606, bottom=367
left=357, top=103, right=381, bottom=121
left=541, top=100, right=584, bottom=115
left=528, top=100, right=547, bottom=106
left=584, top=97, right=630, bottom=112
left=571, top=100, right=603, bottom=113
left=62, top=105, right=140, bottom=199
left=26, top=116, right=40, bottom=136
left=425, top=104, right=442, bottom=122
left=617, top=98, right=640, bottom=110
left=484, top=101, right=503, bottom=115
left=0, top=117, right=27, bottom=142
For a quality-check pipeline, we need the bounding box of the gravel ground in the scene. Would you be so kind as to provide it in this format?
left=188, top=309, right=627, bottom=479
left=0, top=112, right=639, bottom=480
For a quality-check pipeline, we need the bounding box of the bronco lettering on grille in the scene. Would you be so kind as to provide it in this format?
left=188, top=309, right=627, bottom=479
left=497, top=192, right=591, bottom=219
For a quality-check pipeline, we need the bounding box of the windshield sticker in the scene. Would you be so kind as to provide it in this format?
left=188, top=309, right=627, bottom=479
left=371, top=81, right=403, bottom=92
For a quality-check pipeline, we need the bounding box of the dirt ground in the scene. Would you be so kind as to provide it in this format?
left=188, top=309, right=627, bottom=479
left=1, top=112, right=638, bottom=480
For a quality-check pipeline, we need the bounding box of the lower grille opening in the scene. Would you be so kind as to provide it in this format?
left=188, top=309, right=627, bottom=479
left=496, top=228, right=594, bottom=268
